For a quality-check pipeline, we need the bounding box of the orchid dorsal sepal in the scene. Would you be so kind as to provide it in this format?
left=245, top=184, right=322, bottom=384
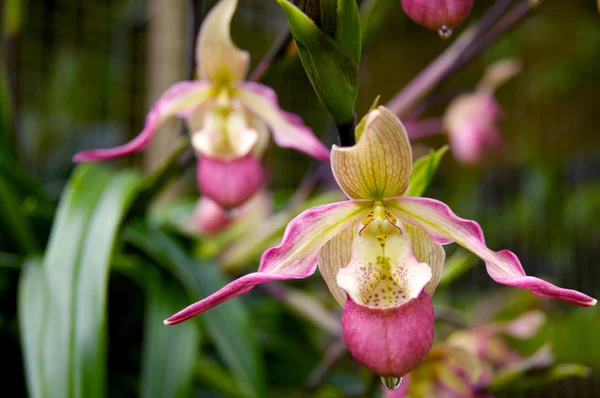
left=196, top=0, right=249, bottom=84
left=331, top=106, right=412, bottom=201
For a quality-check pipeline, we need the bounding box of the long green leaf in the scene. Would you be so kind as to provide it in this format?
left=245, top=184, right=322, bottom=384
left=278, top=0, right=359, bottom=124
left=18, top=164, right=141, bottom=398
left=141, top=276, right=201, bottom=398
left=124, top=224, right=266, bottom=398
left=18, top=258, right=46, bottom=398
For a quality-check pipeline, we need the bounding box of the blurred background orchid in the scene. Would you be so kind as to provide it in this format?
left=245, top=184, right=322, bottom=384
left=1, top=0, right=599, bottom=397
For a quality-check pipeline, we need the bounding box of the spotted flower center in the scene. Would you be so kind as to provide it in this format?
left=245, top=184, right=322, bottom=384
left=337, top=203, right=432, bottom=309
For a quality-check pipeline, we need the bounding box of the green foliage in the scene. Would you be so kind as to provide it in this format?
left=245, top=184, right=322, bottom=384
left=437, top=249, right=477, bottom=289
left=278, top=0, right=360, bottom=124
left=141, top=277, right=201, bottom=398
left=406, top=146, right=449, bottom=197
left=18, top=164, right=141, bottom=398
left=124, top=224, right=266, bottom=398
left=354, top=95, right=380, bottom=141
left=0, top=174, right=39, bottom=253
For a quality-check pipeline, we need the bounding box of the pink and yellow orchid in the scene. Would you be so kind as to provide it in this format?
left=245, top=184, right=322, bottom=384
left=73, top=0, right=329, bottom=208
left=164, top=106, right=596, bottom=377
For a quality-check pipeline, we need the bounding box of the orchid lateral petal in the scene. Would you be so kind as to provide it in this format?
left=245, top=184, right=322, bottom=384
left=73, top=82, right=213, bottom=162
left=337, top=230, right=432, bottom=308
left=318, top=229, right=353, bottom=306
left=164, top=272, right=305, bottom=325
left=407, top=225, right=445, bottom=297
left=165, top=200, right=368, bottom=325
left=331, top=106, right=412, bottom=200
left=260, top=200, right=369, bottom=275
left=196, top=0, right=249, bottom=83
left=385, top=197, right=598, bottom=307
left=236, top=82, right=330, bottom=161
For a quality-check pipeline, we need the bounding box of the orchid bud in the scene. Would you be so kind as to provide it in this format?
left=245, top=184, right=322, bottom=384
left=341, top=293, right=434, bottom=377
left=192, top=197, right=233, bottom=236
left=197, top=154, right=265, bottom=209
left=277, top=0, right=360, bottom=125
left=401, top=0, right=474, bottom=36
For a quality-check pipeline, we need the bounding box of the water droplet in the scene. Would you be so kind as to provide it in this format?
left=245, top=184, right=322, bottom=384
left=438, top=25, right=453, bottom=39
left=224, top=207, right=239, bottom=218
left=380, top=376, right=403, bottom=391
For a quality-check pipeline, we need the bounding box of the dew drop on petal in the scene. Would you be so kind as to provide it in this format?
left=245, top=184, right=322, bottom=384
left=438, top=25, right=453, bottom=39
left=380, top=376, right=403, bottom=391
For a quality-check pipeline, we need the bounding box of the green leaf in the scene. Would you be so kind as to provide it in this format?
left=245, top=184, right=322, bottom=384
left=437, top=249, right=477, bottom=289
left=488, top=362, right=590, bottom=392
left=124, top=224, right=266, bottom=398
left=354, top=95, right=380, bottom=141
left=0, top=173, right=39, bottom=253
left=0, top=63, right=14, bottom=156
left=18, top=257, right=46, bottom=398
left=0, top=154, right=51, bottom=202
left=193, top=359, right=246, bottom=398
left=360, top=0, right=395, bottom=48
left=277, top=0, right=359, bottom=124
left=406, top=146, right=449, bottom=197
left=335, top=0, right=361, bottom=67
left=141, top=276, right=201, bottom=398
left=18, top=164, right=141, bottom=398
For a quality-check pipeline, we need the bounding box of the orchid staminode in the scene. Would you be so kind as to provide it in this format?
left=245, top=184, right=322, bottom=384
left=164, top=106, right=596, bottom=377
left=73, top=0, right=329, bottom=208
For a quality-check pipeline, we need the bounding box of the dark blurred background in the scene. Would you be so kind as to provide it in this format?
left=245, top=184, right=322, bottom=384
left=1, top=0, right=599, bottom=396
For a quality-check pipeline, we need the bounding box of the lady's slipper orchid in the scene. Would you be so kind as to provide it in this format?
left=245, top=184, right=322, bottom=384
left=444, top=59, right=522, bottom=164
left=72, top=0, right=329, bottom=208
left=165, top=106, right=596, bottom=378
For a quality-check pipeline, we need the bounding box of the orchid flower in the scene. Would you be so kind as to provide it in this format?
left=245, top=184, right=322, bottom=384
left=165, top=106, right=596, bottom=377
left=444, top=59, right=522, bottom=164
left=73, top=0, right=329, bottom=208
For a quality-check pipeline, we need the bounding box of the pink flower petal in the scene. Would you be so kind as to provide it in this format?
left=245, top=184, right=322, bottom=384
left=236, top=82, right=330, bottom=161
left=197, top=154, right=265, bottom=209
left=342, top=292, right=434, bottom=376
left=385, top=197, right=597, bottom=307
left=191, top=197, right=233, bottom=235
left=165, top=200, right=368, bottom=325
left=73, top=81, right=213, bottom=162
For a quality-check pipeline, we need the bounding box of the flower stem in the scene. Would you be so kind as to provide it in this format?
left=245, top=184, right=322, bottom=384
left=336, top=113, right=357, bottom=147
